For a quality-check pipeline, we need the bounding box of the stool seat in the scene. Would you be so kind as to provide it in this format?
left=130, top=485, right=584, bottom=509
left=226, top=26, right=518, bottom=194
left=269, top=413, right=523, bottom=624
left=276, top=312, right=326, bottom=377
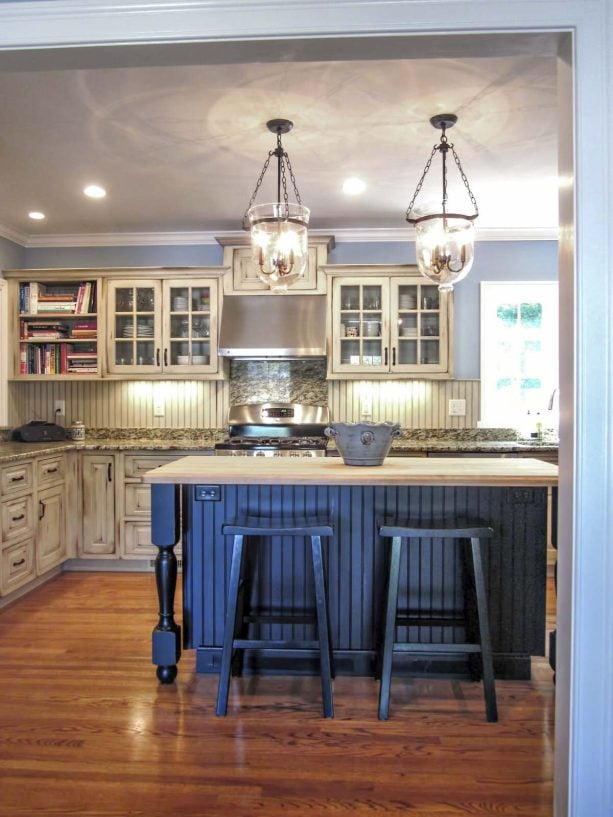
left=216, top=514, right=334, bottom=718
left=377, top=518, right=498, bottom=723
left=380, top=518, right=493, bottom=539
left=223, top=515, right=334, bottom=537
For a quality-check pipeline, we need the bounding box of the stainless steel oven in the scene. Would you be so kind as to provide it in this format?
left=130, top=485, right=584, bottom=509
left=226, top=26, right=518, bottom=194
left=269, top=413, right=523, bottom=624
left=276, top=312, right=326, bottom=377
left=214, top=402, right=329, bottom=458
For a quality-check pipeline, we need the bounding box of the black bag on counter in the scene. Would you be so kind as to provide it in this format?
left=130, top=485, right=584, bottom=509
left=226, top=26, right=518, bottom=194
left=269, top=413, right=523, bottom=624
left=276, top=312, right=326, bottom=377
left=12, top=421, right=68, bottom=442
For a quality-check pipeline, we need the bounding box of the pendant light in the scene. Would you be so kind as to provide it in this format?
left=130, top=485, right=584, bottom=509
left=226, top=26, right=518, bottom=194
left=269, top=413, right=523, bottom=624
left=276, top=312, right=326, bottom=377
left=406, top=114, right=478, bottom=291
left=244, top=119, right=310, bottom=292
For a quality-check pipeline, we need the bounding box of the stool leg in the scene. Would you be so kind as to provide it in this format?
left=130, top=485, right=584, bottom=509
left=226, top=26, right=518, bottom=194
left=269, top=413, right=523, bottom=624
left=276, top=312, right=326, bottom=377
left=216, top=534, right=245, bottom=717
left=378, top=536, right=402, bottom=720
left=470, top=537, right=498, bottom=723
left=310, top=535, right=334, bottom=718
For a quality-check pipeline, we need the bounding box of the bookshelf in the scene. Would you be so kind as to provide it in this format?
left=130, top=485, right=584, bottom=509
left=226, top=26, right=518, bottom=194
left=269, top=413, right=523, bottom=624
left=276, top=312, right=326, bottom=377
left=15, top=279, right=101, bottom=378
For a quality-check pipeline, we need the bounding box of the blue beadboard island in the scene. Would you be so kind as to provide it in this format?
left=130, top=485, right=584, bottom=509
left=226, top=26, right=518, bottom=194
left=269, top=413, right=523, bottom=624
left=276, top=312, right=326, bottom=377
left=144, top=456, right=558, bottom=684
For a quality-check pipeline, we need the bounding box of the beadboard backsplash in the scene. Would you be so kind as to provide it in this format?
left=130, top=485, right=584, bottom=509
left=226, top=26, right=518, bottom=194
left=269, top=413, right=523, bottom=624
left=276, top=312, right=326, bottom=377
left=8, top=366, right=480, bottom=430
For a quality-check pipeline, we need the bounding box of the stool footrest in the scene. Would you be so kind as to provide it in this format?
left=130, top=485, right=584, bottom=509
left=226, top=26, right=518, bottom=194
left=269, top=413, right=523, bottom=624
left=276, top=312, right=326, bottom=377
left=233, top=639, right=323, bottom=651
left=392, top=642, right=482, bottom=654
left=396, top=615, right=465, bottom=627
left=243, top=613, right=315, bottom=625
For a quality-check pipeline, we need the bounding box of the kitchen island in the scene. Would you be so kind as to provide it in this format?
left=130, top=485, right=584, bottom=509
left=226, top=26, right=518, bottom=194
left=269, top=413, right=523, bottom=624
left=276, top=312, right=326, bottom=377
left=144, top=456, right=557, bottom=684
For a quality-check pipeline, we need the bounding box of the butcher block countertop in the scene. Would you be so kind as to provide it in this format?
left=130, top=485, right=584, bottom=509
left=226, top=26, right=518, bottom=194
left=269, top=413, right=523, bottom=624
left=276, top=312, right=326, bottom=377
left=144, top=454, right=558, bottom=487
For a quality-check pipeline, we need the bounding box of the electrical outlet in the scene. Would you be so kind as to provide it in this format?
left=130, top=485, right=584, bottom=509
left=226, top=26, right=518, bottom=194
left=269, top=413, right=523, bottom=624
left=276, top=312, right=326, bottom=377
left=360, top=392, right=373, bottom=417
left=448, top=399, right=466, bottom=417
left=153, top=399, right=165, bottom=417
left=54, top=400, right=65, bottom=417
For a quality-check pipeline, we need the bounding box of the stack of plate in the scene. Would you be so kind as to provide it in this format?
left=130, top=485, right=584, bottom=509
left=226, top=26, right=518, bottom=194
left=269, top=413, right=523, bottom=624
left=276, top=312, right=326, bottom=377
left=172, top=296, right=188, bottom=311
left=137, top=323, right=154, bottom=337
left=399, top=293, right=417, bottom=309
left=122, top=323, right=134, bottom=338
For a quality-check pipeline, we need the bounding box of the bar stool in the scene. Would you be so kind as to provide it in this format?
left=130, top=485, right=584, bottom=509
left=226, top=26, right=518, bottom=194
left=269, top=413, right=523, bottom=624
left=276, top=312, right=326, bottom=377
left=377, top=518, right=498, bottom=722
left=216, top=515, right=334, bottom=718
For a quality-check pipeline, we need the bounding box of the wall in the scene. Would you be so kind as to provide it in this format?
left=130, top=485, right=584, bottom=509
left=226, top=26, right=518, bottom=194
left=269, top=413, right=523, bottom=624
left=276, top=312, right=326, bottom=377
left=4, top=238, right=555, bottom=430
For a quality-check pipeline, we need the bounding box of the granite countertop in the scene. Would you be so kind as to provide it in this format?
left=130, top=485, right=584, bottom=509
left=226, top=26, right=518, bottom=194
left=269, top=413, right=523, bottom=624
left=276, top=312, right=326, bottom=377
left=0, top=427, right=558, bottom=465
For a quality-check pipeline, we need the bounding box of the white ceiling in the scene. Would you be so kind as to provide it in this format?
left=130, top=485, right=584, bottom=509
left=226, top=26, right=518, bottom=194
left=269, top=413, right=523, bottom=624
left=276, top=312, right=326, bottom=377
left=0, top=33, right=560, bottom=244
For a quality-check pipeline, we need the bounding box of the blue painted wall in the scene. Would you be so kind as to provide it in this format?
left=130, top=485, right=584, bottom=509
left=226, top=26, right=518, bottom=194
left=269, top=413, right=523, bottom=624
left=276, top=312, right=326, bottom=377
left=17, top=238, right=558, bottom=379
left=0, top=235, right=25, bottom=270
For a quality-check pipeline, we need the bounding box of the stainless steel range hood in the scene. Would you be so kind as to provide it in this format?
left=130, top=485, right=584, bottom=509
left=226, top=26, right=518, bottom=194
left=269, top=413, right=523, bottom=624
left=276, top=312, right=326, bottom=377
left=218, top=294, right=327, bottom=358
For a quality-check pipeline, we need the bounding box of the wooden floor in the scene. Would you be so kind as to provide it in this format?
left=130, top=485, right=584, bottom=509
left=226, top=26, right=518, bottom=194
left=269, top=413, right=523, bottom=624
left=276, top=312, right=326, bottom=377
left=0, top=572, right=555, bottom=817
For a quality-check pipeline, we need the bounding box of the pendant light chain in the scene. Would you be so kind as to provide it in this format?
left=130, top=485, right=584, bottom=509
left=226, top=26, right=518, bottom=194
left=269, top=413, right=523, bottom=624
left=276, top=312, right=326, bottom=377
left=245, top=130, right=303, bottom=221
left=450, top=144, right=479, bottom=217
left=406, top=120, right=478, bottom=223
left=405, top=144, right=438, bottom=220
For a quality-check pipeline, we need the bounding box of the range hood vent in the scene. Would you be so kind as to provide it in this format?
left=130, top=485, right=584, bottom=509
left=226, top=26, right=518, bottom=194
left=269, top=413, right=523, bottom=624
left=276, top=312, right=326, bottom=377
left=218, top=294, right=327, bottom=358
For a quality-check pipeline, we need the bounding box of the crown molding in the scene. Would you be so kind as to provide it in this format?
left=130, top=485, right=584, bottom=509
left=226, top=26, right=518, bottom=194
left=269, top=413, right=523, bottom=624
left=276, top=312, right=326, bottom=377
left=5, top=225, right=558, bottom=249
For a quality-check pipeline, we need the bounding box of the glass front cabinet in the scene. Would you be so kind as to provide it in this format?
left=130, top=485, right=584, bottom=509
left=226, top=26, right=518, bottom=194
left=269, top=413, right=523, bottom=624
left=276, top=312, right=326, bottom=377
left=107, top=278, right=219, bottom=375
left=328, top=267, right=452, bottom=378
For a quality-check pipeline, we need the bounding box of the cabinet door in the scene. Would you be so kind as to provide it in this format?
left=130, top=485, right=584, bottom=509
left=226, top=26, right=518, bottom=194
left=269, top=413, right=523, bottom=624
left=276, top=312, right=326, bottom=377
left=226, top=245, right=322, bottom=292
left=390, top=278, right=450, bottom=375
left=81, top=455, right=116, bottom=556
left=36, top=484, right=66, bottom=574
left=162, top=279, right=219, bottom=373
left=331, top=277, right=390, bottom=374
left=107, top=281, right=162, bottom=374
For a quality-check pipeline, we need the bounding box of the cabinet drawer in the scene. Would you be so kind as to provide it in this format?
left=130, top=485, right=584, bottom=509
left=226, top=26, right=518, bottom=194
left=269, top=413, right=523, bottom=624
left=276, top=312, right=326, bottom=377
left=124, top=454, right=182, bottom=479
left=123, top=521, right=182, bottom=559
left=123, top=521, right=156, bottom=558
left=1, top=494, right=35, bottom=542
left=1, top=461, right=34, bottom=496
left=1, top=537, right=36, bottom=596
left=36, top=455, right=65, bottom=488
left=124, top=483, right=152, bottom=517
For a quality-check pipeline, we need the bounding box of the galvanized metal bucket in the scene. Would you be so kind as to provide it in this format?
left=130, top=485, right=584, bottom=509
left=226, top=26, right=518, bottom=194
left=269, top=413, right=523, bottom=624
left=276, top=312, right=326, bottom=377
left=324, top=421, right=401, bottom=466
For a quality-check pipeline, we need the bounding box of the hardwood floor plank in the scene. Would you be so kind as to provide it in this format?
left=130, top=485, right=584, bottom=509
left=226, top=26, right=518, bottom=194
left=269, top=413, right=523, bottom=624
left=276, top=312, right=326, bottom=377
left=0, top=573, right=554, bottom=816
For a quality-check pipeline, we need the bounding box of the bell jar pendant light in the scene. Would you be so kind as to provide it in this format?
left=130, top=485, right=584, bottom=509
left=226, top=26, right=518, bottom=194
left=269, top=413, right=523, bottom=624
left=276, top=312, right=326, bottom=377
left=244, top=118, right=310, bottom=292
left=406, top=114, right=478, bottom=291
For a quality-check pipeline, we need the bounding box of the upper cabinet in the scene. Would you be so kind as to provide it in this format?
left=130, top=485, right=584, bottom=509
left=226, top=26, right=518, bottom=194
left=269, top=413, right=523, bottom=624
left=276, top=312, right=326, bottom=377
left=325, top=265, right=453, bottom=379
left=5, top=268, right=226, bottom=380
left=107, top=277, right=220, bottom=376
left=218, top=235, right=334, bottom=294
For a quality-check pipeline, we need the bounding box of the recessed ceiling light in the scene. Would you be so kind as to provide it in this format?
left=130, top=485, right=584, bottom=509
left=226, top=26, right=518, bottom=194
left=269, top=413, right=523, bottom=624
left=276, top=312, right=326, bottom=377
left=28, top=211, right=46, bottom=220
left=83, top=184, right=107, bottom=199
left=342, top=177, right=367, bottom=196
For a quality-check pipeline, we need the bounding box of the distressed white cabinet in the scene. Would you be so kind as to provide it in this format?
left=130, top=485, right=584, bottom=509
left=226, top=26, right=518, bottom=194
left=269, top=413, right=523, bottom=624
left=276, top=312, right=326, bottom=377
left=81, top=454, right=116, bottom=557
left=219, top=236, right=334, bottom=294
left=325, top=265, right=453, bottom=379
left=106, top=277, right=221, bottom=376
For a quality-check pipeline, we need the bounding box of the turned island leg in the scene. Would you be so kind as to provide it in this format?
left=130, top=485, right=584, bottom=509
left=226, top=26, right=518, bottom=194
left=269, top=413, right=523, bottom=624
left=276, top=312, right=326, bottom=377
left=151, top=483, right=181, bottom=683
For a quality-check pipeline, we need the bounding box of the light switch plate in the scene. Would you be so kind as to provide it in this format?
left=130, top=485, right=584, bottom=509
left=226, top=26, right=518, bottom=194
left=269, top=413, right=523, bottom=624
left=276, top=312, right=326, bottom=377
left=448, top=399, right=466, bottom=417
left=54, top=400, right=65, bottom=417
left=153, top=399, right=165, bottom=417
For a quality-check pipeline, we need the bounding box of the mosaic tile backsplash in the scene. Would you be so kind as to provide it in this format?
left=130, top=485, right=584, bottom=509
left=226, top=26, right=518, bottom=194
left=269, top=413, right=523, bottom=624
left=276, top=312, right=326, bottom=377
left=229, top=359, right=328, bottom=406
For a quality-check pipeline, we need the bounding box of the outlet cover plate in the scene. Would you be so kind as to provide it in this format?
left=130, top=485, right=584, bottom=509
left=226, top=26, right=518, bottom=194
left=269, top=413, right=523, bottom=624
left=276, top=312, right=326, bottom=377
left=448, top=399, right=466, bottom=417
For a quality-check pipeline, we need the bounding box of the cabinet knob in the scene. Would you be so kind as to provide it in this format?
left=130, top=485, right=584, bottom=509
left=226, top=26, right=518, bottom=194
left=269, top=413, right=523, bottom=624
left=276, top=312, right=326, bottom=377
left=39, top=500, right=45, bottom=520
left=12, top=558, right=26, bottom=568
left=12, top=513, right=25, bottom=522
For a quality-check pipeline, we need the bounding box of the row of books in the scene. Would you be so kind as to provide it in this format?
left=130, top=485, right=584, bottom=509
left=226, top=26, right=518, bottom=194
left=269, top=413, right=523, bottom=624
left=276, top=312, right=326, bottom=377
left=19, top=319, right=97, bottom=340
left=19, top=343, right=99, bottom=375
left=19, top=281, right=97, bottom=315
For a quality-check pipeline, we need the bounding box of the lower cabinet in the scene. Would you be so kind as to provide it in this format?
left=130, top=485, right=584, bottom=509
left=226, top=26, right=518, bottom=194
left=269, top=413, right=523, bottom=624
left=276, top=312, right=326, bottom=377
left=122, top=453, right=187, bottom=559
left=81, top=454, right=116, bottom=557
left=36, top=484, right=66, bottom=573
left=1, top=452, right=69, bottom=597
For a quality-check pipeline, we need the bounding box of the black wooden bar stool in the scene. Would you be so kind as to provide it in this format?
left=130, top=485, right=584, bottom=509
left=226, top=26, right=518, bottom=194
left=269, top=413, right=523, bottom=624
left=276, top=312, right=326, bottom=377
left=377, top=518, right=498, bottom=723
left=216, top=515, right=334, bottom=718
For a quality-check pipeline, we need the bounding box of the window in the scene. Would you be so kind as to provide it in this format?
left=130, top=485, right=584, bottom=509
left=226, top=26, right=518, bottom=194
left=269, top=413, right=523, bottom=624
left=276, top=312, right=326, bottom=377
left=480, top=281, right=558, bottom=430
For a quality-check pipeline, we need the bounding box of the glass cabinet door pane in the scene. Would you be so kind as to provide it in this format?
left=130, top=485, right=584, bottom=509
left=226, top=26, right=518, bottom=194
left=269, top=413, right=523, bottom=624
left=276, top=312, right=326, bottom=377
left=114, top=287, right=134, bottom=312
left=191, top=287, right=211, bottom=312
left=136, top=287, right=155, bottom=312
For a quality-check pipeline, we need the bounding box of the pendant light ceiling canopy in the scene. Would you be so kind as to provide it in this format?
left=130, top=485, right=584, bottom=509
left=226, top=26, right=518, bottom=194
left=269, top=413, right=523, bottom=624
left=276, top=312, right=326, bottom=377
left=244, top=118, right=310, bottom=292
left=406, top=114, right=478, bottom=291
